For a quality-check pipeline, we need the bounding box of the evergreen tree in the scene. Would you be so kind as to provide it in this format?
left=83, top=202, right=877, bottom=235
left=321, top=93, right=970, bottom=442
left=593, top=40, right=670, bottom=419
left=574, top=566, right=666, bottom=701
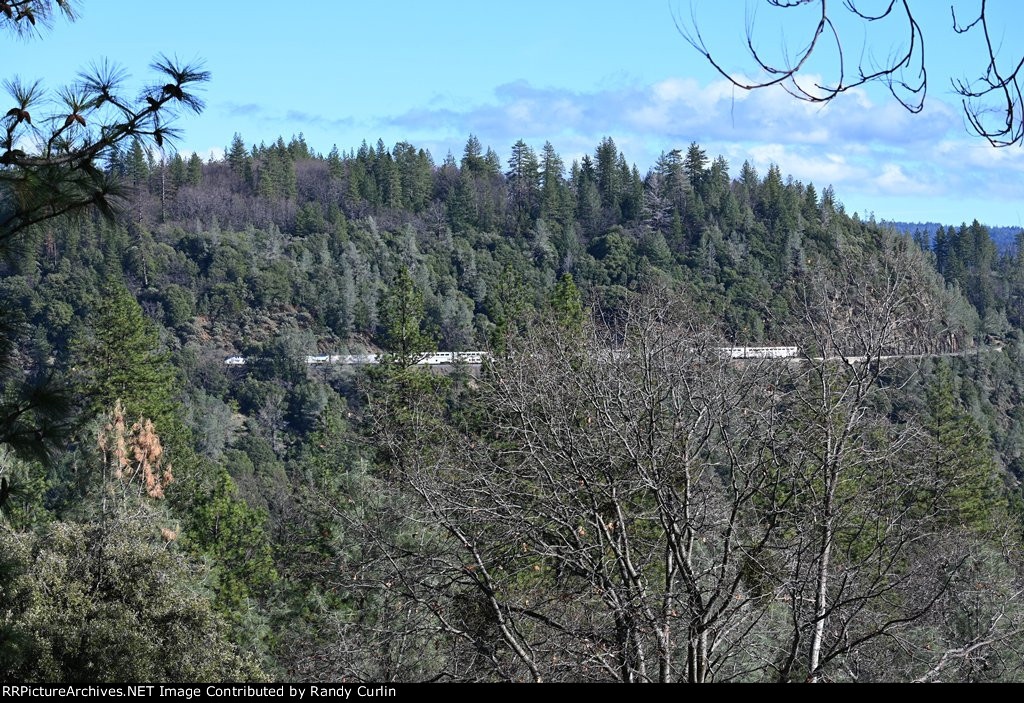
left=375, top=145, right=402, bottom=208
left=488, top=269, right=530, bottom=354
left=506, top=139, right=540, bottom=234
left=227, top=132, right=249, bottom=179
left=575, top=156, right=601, bottom=235
left=483, top=147, right=503, bottom=177
left=922, top=362, right=1005, bottom=530
left=127, top=138, right=150, bottom=187
left=72, top=278, right=177, bottom=432
left=447, top=167, right=477, bottom=232
left=461, top=134, right=485, bottom=173
left=738, top=160, right=759, bottom=206
left=378, top=267, right=434, bottom=360
left=618, top=157, right=642, bottom=222
left=654, top=149, right=687, bottom=207
left=539, top=141, right=571, bottom=227
left=684, top=141, right=709, bottom=192
left=327, top=144, right=344, bottom=179
left=0, top=518, right=266, bottom=682
left=127, top=138, right=150, bottom=221
left=393, top=141, right=432, bottom=211
left=186, top=153, right=203, bottom=186
left=287, top=132, right=312, bottom=160
left=168, top=152, right=187, bottom=190
left=186, top=468, right=278, bottom=611
left=594, top=136, right=621, bottom=212
left=549, top=272, right=584, bottom=333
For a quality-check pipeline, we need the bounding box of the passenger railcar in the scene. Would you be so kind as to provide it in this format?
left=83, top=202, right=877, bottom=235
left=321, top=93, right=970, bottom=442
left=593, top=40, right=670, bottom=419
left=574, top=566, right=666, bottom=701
left=720, top=346, right=799, bottom=359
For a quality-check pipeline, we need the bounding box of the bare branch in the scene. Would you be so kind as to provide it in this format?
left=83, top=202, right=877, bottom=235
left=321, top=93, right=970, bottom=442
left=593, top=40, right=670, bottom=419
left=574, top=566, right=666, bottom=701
left=682, top=0, right=1024, bottom=146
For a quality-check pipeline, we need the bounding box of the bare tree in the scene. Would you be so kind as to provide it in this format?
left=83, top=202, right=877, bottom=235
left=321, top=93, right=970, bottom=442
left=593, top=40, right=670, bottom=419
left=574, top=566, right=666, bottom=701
left=679, top=0, right=1024, bottom=147
left=317, top=256, right=1021, bottom=682
left=353, top=296, right=797, bottom=681
left=747, top=236, right=1024, bottom=682
left=769, top=242, right=951, bottom=681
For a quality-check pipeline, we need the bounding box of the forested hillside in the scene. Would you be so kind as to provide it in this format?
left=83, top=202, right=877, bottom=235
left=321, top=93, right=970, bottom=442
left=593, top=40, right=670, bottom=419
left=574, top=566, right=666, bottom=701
left=3, top=130, right=1024, bottom=682
left=887, top=221, right=1024, bottom=255
left=38, top=132, right=988, bottom=353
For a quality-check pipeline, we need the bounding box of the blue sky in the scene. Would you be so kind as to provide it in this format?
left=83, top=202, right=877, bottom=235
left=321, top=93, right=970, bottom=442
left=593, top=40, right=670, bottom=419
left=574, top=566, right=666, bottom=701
left=5, top=0, right=1024, bottom=226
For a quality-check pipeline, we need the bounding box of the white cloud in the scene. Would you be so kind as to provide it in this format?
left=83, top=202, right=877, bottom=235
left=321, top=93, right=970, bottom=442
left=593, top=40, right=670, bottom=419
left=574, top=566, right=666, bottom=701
left=875, top=163, right=934, bottom=196
left=743, top=143, right=868, bottom=186
left=193, top=146, right=224, bottom=162
left=938, top=139, right=1024, bottom=172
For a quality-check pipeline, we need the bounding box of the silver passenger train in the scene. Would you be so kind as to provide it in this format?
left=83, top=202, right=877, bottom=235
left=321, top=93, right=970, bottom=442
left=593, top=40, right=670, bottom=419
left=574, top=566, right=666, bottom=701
left=718, top=346, right=800, bottom=359
left=225, top=347, right=800, bottom=366
left=301, top=352, right=489, bottom=365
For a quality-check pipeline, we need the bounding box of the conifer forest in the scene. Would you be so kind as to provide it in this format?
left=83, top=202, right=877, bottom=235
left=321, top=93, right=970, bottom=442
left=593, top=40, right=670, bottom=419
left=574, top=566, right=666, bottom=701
left=3, top=0, right=1024, bottom=685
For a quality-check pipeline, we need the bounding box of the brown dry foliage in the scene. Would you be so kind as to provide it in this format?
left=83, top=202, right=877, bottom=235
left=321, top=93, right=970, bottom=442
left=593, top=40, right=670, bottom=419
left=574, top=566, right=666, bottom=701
left=97, top=399, right=173, bottom=500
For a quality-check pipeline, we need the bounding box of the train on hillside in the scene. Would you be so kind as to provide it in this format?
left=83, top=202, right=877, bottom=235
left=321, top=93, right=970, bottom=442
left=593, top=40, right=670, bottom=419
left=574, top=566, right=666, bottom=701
left=301, top=352, right=489, bottom=365
left=718, top=346, right=800, bottom=359
left=224, top=347, right=801, bottom=366
left=224, top=352, right=491, bottom=366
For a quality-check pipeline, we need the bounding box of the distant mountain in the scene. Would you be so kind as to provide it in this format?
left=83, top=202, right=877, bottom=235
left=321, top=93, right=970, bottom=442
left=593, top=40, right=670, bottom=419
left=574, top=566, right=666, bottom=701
left=883, top=220, right=1023, bottom=252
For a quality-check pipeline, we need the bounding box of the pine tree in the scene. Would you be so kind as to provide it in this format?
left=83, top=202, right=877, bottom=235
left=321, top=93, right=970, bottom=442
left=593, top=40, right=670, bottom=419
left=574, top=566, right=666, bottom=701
left=126, top=138, right=150, bottom=187
left=922, top=363, right=1005, bottom=530
left=186, top=467, right=277, bottom=611
left=539, top=141, right=571, bottom=227
left=227, top=132, right=248, bottom=179
left=684, top=141, right=708, bottom=192
left=654, top=149, right=687, bottom=206
left=73, top=278, right=177, bottom=432
left=506, top=139, right=540, bottom=234
left=738, top=160, right=759, bottom=206
left=488, top=269, right=530, bottom=354
left=549, top=273, right=584, bottom=333
left=461, top=134, right=485, bottom=173
left=127, top=138, right=149, bottom=221
left=168, top=152, right=187, bottom=190
left=618, top=156, right=641, bottom=222
left=378, top=267, right=434, bottom=361
left=593, top=137, right=624, bottom=219
left=447, top=167, right=478, bottom=232
left=575, top=156, right=601, bottom=235
left=186, top=153, right=203, bottom=186
left=327, top=144, right=344, bottom=179
left=483, top=147, right=502, bottom=177
left=287, top=132, right=312, bottom=160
